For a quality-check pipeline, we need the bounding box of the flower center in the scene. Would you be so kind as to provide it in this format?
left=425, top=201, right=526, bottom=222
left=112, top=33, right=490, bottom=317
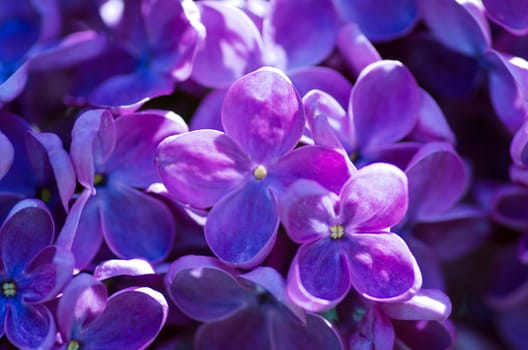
left=94, top=173, right=107, bottom=187
left=330, top=224, right=344, bottom=239
left=37, top=187, right=52, bottom=203
left=67, top=340, right=81, bottom=350
left=1, top=281, right=16, bottom=297
left=253, top=165, right=267, bottom=181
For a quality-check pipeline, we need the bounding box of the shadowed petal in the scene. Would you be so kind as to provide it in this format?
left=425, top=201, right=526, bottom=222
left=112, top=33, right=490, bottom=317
left=156, top=130, right=250, bottom=208
left=1, top=200, right=53, bottom=276
left=205, top=181, right=279, bottom=268
left=492, top=185, right=528, bottom=230
left=482, top=0, right=528, bottom=34
left=80, top=287, right=168, bottom=350
left=405, top=142, right=468, bottom=221
left=346, top=233, right=421, bottom=302
left=166, top=255, right=250, bottom=322
left=511, top=121, right=528, bottom=167
left=0, top=63, right=28, bottom=106
left=340, top=163, right=408, bottom=231
left=192, top=1, right=263, bottom=88
left=263, top=0, right=338, bottom=71
left=0, top=132, right=13, bottom=179
left=334, top=0, right=418, bottom=41
left=337, top=24, right=381, bottom=75
left=190, top=89, right=227, bottom=131
left=380, top=289, right=452, bottom=321
left=5, top=302, right=55, bottom=350
left=101, top=186, right=175, bottom=262
left=221, top=67, right=304, bottom=164
left=290, top=67, right=352, bottom=108
left=349, top=306, right=394, bottom=350
left=409, top=89, right=455, bottom=144
left=350, top=60, right=420, bottom=151
left=392, top=320, right=454, bottom=350
left=279, top=180, right=337, bottom=243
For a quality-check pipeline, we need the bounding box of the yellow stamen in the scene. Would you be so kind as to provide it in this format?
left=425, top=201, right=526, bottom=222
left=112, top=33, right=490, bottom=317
left=1, top=281, right=16, bottom=297
left=253, top=165, right=267, bottom=181
left=67, top=340, right=80, bottom=350
left=94, top=173, right=105, bottom=186
left=39, top=188, right=52, bottom=203
left=330, top=224, right=344, bottom=240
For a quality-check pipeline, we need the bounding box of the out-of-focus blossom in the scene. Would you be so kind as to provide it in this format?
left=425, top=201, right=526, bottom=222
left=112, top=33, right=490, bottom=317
left=482, top=0, right=528, bottom=35
left=165, top=255, right=344, bottom=350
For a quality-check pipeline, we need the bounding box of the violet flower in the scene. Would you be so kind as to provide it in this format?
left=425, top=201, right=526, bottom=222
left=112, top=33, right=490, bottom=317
left=482, top=0, right=528, bottom=35
left=55, top=273, right=168, bottom=350
left=58, top=108, right=187, bottom=269
left=165, top=255, right=343, bottom=350
left=279, top=163, right=421, bottom=311
left=157, top=67, right=351, bottom=268
left=0, top=199, right=74, bottom=349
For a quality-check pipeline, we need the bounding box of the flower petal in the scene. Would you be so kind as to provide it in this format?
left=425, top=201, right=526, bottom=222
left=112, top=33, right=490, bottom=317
left=0, top=63, right=28, bottom=106
left=190, top=89, right=227, bottom=131
left=81, top=287, right=168, bottom=350
left=392, top=320, right=454, bottom=350
left=1, top=200, right=53, bottom=276
left=279, top=180, right=337, bottom=243
left=349, top=306, right=394, bottom=350
left=100, top=186, right=175, bottom=262
left=350, top=60, right=420, bottom=151
left=492, top=185, right=528, bottom=230
left=340, top=162, right=408, bottom=231
left=165, top=255, right=250, bottom=322
left=93, top=258, right=155, bottom=281
left=5, top=302, right=55, bottom=350
left=380, top=289, right=452, bottom=321
left=482, top=0, right=528, bottom=34
left=337, top=23, right=381, bottom=75
left=221, top=67, right=304, bottom=163
left=156, top=129, right=250, bottom=208
left=511, top=120, right=528, bottom=167
left=0, top=131, right=14, bottom=180
left=205, top=181, right=279, bottom=268
left=346, top=232, right=421, bottom=302
left=192, top=1, right=263, bottom=88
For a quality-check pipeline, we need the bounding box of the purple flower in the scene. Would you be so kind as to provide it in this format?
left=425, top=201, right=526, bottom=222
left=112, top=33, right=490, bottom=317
left=482, top=0, right=528, bottom=35
left=58, top=109, right=187, bottom=268
left=157, top=67, right=351, bottom=268
left=0, top=199, right=74, bottom=349
left=279, top=163, right=421, bottom=311
left=55, top=273, right=168, bottom=350
left=165, top=255, right=344, bottom=350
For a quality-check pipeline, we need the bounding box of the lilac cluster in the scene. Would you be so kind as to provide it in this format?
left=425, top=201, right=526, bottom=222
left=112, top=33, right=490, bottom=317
left=1, top=0, right=528, bottom=349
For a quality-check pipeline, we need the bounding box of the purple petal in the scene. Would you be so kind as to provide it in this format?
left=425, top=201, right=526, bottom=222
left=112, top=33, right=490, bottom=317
left=192, top=2, right=263, bottom=88
left=419, top=0, right=490, bottom=56
left=405, top=142, right=468, bottom=221
left=0, top=63, right=28, bottom=106
left=94, top=259, right=155, bottom=281
left=105, top=110, right=188, bottom=188
left=205, top=181, right=279, bottom=268
left=19, top=246, right=74, bottom=303
left=26, top=132, right=76, bottom=212
left=70, top=109, right=116, bottom=192
left=334, top=0, right=418, bottom=41
left=80, top=287, right=168, bottom=350
left=407, top=238, right=446, bottom=290
left=57, top=273, right=107, bottom=338
left=482, top=0, right=528, bottom=34
left=100, top=185, right=175, bottom=262
left=0, top=132, right=14, bottom=179
left=262, top=0, right=338, bottom=70
left=408, top=89, right=456, bottom=144
left=1, top=200, right=53, bottom=276
left=165, top=255, right=250, bottom=322
left=56, top=189, right=92, bottom=250
left=270, top=145, right=353, bottom=195
left=492, top=185, right=528, bottom=230
left=511, top=120, right=528, bottom=167
left=363, top=142, right=422, bottom=170
left=350, top=60, right=420, bottom=151
left=156, top=130, right=250, bottom=209
left=279, top=180, right=337, bottom=243
left=337, top=23, right=381, bottom=75
left=340, top=163, right=408, bottom=231
left=392, top=320, right=455, bottom=350
left=380, top=289, right=452, bottom=321
left=289, top=239, right=351, bottom=311
left=289, top=67, right=353, bottom=108
left=349, top=306, right=394, bottom=350
left=496, top=305, right=528, bottom=350
left=190, top=89, right=227, bottom=131
left=221, top=67, right=304, bottom=164
left=347, top=233, right=421, bottom=302
left=5, top=302, right=55, bottom=350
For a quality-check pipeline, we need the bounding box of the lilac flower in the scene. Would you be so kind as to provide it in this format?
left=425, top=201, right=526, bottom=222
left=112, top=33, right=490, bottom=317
left=58, top=108, right=187, bottom=268
left=55, top=273, right=168, bottom=350
left=0, top=199, right=74, bottom=349
left=0, top=131, right=13, bottom=180
left=482, top=0, right=528, bottom=35
left=157, top=67, right=351, bottom=268
left=279, top=163, right=421, bottom=311
left=165, top=255, right=343, bottom=350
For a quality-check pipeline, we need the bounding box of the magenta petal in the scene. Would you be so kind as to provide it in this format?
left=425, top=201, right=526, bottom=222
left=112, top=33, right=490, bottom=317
left=70, top=109, right=116, bottom=192
left=0, top=131, right=14, bottom=179
left=156, top=130, right=250, bottom=208
left=81, top=287, right=168, bottom=350
left=190, top=89, right=227, bottom=131
left=337, top=23, right=381, bottom=75
left=57, top=273, right=107, bottom=337
left=263, top=0, right=338, bottom=70
left=340, top=163, right=408, bottom=231
left=165, top=256, right=249, bottom=322
left=482, top=0, right=528, bottom=34
left=205, top=181, right=279, bottom=268
left=221, top=67, right=304, bottom=163
left=5, top=303, right=55, bottom=350
left=381, top=289, right=452, bottom=321
left=347, top=233, right=421, bottom=302
left=279, top=180, right=337, bottom=243
left=405, top=142, right=468, bottom=220
left=511, top=120, right=528, bottom=167
left=350, top=60, right=420, bottom=151
left=192, top=2, right=263, bottom=88
left=1, top=200, right=53, bottom=275
left=492, top=185, right=528, bottom=230
left=93, top=259, right=155, bottom=281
